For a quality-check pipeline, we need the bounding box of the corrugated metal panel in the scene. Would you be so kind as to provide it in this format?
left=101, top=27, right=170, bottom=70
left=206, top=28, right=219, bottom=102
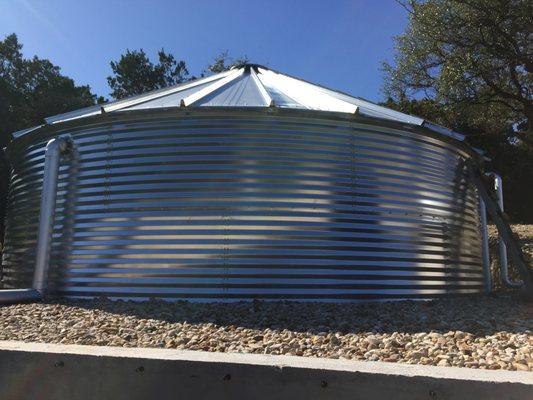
left=1, top=110, right=483, bottom=301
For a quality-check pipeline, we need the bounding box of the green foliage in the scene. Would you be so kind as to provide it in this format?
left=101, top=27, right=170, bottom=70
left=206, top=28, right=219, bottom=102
left=205, top=51, right=249, bottom=74
left=107, top=49, right=189, bottom=99
left=383, top=0, right=532, bottom=145
left=106, top=49, right=248, bottom=97
left=0, top=33, right=98, bottom=238
left=0, top=33, right=97, bottom=146
left=383, top=0, right=533, bottom=221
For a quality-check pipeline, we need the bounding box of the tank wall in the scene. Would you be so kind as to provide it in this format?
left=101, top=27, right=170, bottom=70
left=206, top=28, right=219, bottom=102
left=1, top=111, right=483, bottom=300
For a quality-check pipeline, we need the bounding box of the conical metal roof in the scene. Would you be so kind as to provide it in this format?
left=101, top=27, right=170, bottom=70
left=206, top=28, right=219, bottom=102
left=13, top=64, right=464, bottom=140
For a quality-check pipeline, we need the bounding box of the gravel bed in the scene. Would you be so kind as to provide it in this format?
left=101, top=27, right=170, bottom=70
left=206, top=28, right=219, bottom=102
left=1, top=295, right=532, bottom=371
left=1, top=225, right=531, bottom=371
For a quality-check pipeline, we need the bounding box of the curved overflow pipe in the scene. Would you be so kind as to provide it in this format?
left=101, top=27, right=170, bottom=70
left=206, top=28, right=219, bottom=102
left=0, top=136, right=72, bottom=304
left=479, top=172, right=525, bottom=290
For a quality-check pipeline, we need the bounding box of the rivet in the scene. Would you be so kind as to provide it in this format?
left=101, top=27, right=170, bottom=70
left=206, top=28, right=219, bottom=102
left=320, top=380, right=328, bottom=388
left=136, top=366, right=145, bottom=373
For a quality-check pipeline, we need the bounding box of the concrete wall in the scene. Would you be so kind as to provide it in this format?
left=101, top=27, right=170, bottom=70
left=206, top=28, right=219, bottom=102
left=0, top=341, right=531, bottom=400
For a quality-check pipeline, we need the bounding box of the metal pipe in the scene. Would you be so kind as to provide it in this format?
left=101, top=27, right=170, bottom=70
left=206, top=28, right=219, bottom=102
left=479, top=197, right=492, bottom=294
left=0, top=289, right=41, bottom=304
left=470, top=164, right=532, bottom=287
left=32, top=136, right=72, bottom=293
left=489, top=173, right=522, bottom=288
left=0, top=136, right=72, bottom=304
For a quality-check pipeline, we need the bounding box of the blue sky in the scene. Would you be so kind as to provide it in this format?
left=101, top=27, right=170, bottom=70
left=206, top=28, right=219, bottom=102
left=0, top=0, right=407, bottom=101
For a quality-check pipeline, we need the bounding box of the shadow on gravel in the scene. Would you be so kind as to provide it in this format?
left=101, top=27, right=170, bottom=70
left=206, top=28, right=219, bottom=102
left=47, top=293, right=532, bottom=336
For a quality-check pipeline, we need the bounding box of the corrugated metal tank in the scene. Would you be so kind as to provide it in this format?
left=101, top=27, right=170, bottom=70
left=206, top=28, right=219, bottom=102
left=1, top=108, right=484, bottom=300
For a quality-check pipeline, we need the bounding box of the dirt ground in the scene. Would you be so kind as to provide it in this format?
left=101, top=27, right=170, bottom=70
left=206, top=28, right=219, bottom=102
left=488, top=225, right=533, bottom=290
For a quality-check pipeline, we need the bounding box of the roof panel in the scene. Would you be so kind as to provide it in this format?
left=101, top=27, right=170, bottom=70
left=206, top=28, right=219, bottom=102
left=122, top=79, right=216, bottom=110
left=258, top=68, right=357, bottom=113
left=20, top=64, right=464, bottom=142
left=193, top=73, right=268, bottom=107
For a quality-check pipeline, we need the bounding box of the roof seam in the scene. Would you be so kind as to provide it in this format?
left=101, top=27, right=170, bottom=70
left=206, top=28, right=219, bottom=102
left=183, top=69, right=244, bottom=107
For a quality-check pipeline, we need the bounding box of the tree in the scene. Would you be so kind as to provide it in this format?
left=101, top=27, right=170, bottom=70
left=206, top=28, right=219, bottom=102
left=0, top=33, right=97, bottom=146
left=205, top=51, right=249, bottom=74
left=383, top=0, right=532, bottom=146
left=107, top=49, right=189, bottom=99
left=383, top=0, right=533, bottom=222
left=0, top=33, right=98, bottom=242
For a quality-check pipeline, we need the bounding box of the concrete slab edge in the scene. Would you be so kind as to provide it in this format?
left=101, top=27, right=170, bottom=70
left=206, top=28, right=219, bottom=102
left=0, top=340, right=531, bottom=400
left=1, top=340, right=531, bottom=383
